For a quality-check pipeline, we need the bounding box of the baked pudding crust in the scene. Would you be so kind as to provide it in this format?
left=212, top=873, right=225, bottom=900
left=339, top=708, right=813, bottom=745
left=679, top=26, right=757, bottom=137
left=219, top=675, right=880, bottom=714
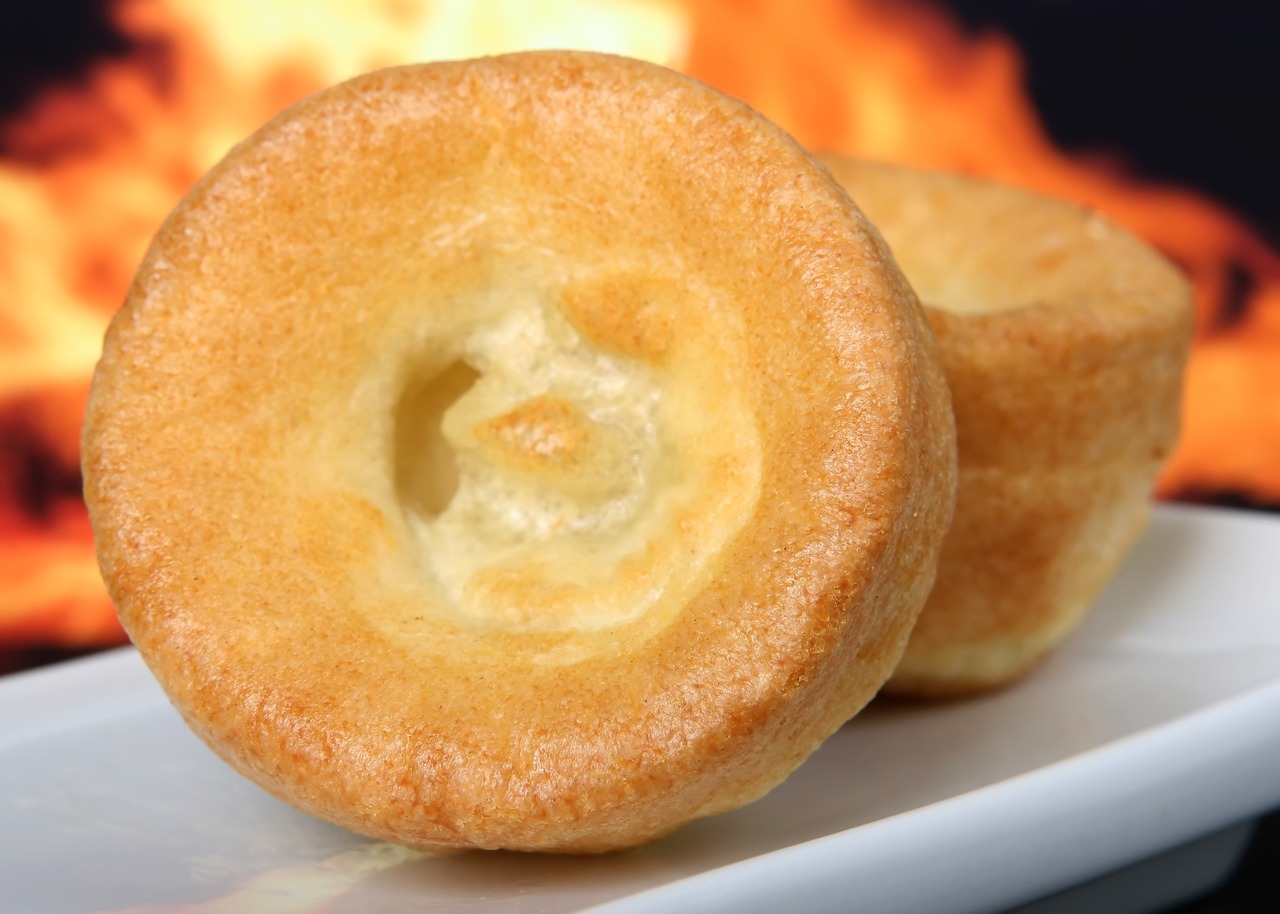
left=82, top=54, right=956, bottom=852
left=820, top=156, right=1193, bottom=697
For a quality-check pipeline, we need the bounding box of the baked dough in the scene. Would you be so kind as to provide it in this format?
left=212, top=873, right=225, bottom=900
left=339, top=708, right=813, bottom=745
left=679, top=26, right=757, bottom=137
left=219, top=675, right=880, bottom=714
left=820, top=156, right=1193, bottom=696
left=82, top=54, right=956, bottom=851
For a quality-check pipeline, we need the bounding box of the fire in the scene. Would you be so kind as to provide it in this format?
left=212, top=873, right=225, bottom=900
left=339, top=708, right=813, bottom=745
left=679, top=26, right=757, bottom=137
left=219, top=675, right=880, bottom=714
left=1, top=0, right=1275, bottom=650
left=0, top=0, right=689, bottom=650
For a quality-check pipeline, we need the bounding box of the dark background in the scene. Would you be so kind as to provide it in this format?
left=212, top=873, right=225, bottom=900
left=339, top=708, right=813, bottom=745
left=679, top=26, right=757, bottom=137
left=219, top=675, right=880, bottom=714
left=950, top=0, right=1279, bottom=247
left=1, top=1, right=1276, bottom=911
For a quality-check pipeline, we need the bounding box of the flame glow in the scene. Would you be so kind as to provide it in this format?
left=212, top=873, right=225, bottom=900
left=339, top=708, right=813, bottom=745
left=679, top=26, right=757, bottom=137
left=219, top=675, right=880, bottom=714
left=1, top=0, right=1275, bottom=649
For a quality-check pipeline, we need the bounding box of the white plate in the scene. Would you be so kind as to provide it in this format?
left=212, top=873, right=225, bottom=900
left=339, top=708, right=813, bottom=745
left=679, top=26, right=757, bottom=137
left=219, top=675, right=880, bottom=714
left=4, top=504, right=1280, bottom=914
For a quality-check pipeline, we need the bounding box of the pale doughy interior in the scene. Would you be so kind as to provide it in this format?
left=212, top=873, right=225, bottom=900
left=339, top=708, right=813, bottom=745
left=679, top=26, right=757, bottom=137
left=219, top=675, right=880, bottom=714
left=388, top=274, right=762, bottom=641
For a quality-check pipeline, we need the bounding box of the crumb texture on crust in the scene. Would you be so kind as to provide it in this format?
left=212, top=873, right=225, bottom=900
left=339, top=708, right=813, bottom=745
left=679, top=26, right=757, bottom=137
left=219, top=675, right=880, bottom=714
left=821, top=156, right=1193, bottom=696
left=82, top=56, right=955, bottom=851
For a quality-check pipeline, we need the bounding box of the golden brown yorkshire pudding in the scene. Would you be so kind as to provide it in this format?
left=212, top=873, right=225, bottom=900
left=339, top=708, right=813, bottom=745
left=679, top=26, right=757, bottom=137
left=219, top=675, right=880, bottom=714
left=82, top=54, right=956, bottom=852
left=820, top=156, right=1193, bottom=697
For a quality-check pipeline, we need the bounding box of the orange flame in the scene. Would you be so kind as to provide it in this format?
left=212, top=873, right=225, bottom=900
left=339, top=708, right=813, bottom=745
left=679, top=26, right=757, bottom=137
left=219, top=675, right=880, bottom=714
left=1, top=0, right=1276, bottom=650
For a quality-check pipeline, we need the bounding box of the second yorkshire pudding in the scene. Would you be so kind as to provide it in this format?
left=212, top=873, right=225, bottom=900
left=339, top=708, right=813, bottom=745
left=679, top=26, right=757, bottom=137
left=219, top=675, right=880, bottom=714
left=83, top=55, right=956, bottom=852
left=821, top=157, right=1193, bottom=697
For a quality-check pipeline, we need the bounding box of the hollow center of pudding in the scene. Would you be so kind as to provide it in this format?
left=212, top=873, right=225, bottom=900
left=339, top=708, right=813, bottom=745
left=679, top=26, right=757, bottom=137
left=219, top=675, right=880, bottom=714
left=391, top=287, right=741, bottom=637
left=395, top=360, right=481, bottom=517
left=420, top=300, right=662, bottom=560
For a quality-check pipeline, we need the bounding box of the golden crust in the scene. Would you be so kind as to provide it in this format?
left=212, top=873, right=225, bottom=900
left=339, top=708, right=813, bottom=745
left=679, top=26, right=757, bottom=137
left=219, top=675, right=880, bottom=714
left=820, top=156, right=1193, bottom=697
left=82, top=54, right=956, bottom=851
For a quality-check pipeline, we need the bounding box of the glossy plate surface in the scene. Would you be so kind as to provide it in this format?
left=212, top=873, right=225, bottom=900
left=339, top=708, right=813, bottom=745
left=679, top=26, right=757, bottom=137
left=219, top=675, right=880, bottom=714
left=4, top=504, right=1280, bottom=914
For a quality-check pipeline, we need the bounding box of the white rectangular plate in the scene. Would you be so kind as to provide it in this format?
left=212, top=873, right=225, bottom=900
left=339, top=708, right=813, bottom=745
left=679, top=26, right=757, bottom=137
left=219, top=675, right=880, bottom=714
left=4, top=504, right=1280, bottom=914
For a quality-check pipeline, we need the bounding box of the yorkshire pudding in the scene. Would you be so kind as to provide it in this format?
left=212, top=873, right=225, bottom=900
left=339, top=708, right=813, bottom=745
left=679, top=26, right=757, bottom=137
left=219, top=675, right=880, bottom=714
left=821, top=156, right=1193, bottom=697
left=82, top=55, right=955, bottom=851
